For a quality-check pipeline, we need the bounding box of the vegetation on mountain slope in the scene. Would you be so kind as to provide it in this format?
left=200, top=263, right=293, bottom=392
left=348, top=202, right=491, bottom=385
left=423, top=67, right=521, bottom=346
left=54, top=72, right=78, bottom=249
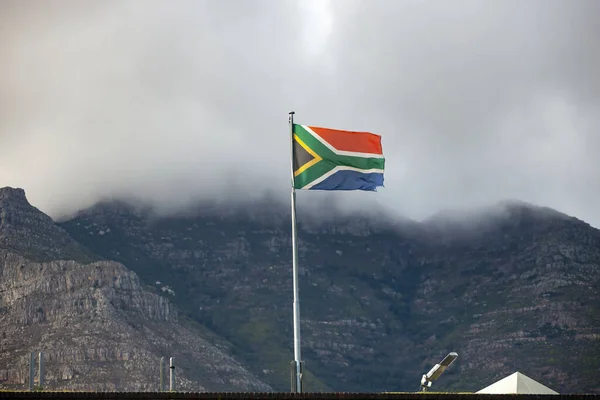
left=59, top=199, right=600, bottom=393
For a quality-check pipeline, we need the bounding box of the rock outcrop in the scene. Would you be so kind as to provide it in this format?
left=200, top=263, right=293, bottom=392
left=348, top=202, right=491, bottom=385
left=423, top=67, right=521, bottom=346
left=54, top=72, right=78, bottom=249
left=0, top=187, right=271, bottom=392
left=0, top=187, right=95, bottom=263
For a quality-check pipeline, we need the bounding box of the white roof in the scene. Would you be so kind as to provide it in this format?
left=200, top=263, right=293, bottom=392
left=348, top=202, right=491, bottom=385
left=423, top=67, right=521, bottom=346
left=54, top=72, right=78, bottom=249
left=476, top=371, right=559, bottom=394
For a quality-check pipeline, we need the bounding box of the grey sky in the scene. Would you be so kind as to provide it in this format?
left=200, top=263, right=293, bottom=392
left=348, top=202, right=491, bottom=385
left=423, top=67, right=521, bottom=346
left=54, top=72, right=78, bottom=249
left=1, top=0, right=599, bottom=227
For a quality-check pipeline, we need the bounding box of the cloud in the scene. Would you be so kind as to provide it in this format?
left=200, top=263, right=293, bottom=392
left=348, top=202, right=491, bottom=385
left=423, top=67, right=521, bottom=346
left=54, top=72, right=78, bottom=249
left=1, top=0, right=599, bottom=227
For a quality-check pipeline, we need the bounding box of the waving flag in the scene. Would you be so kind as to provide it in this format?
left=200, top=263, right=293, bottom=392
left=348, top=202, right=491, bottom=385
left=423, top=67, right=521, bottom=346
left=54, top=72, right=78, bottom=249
left=287, top=114, right=386, bottom=393
left=292, top=124, right=385, bottom=191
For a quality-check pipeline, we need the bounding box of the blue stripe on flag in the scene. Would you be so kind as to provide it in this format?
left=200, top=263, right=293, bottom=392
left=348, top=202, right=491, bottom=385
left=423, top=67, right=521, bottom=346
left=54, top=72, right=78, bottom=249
left=309, top=170, right=384, bottom=191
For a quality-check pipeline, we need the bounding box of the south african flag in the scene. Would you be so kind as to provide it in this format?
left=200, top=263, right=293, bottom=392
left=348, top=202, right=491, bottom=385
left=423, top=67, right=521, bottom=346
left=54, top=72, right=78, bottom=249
left=292, top=124, right=385, bottom=191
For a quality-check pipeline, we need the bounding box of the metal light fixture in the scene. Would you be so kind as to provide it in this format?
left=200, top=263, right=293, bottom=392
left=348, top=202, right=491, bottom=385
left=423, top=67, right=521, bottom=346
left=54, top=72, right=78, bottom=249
left=420, top=352, right=458, bottom=392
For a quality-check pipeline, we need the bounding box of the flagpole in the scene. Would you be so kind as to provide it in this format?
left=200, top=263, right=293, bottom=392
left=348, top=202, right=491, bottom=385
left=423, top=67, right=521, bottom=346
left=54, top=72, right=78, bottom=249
left=289, top=111, right=303, bottom=393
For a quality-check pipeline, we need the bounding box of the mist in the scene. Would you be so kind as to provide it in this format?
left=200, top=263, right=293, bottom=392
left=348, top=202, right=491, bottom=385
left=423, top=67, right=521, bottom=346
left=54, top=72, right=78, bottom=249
left=1, top=0, right=600, bottom=227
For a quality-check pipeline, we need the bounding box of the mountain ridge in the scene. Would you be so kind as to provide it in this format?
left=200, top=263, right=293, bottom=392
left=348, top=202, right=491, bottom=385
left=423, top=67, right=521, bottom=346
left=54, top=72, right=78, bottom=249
left=0, top=187, right=97, bottom=263
left=1, top=186, right=599, bottom=393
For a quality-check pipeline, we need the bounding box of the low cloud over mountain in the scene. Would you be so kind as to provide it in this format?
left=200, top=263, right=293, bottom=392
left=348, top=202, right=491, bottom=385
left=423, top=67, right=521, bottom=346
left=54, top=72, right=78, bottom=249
left=2, top=0, right=600, bottom=227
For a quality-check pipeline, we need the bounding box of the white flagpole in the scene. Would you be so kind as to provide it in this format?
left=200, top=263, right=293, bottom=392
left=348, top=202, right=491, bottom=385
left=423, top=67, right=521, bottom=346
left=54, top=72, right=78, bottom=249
left=289, top=111, right=303, bottom=393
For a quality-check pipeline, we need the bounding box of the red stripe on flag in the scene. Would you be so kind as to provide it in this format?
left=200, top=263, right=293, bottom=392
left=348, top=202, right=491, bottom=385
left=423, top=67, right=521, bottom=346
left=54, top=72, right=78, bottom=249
left=308, top=126, right=383, bottom=155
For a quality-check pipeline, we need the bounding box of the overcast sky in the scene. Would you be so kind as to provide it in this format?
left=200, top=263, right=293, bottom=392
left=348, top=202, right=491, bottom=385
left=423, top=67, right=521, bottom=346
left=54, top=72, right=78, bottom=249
left=1, top=0, right=599, bottom=227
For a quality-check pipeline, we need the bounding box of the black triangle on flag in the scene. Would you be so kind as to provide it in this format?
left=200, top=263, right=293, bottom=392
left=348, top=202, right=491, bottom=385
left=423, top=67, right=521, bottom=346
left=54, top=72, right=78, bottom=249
left=293, top=137, right=316, bottom=175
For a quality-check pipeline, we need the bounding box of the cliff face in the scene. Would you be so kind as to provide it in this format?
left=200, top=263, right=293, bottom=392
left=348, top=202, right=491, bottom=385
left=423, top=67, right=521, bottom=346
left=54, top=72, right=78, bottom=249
left=60, top=198, right=600, bottom=393
left=0, top=187, right=271, bottom=392
left=1, top=186, right=599, bottom=393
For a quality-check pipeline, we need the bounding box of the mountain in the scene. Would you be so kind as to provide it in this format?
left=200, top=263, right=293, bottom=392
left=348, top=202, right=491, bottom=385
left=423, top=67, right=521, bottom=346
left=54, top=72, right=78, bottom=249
left=0, top=187, right=271, bottom=392
left=59, top=194, right=600, bottom=393
left=1, top=186, right=599, bottom=393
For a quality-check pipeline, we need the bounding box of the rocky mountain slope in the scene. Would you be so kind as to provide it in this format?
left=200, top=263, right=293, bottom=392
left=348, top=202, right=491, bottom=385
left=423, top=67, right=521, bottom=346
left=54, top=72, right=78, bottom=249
left=0, top=187, right=271, bottom=392
left=1, top=186, right=599, bottom=393
left=58, top=196, right=600, bottom=393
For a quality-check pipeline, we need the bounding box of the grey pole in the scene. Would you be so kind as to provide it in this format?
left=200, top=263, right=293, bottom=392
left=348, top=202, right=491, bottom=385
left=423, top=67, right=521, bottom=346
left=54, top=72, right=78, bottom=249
left=29, top=352, right=34, bottom=390
left=169, top=357, right=175, bottom=392
left=160, top=357, right=165, bottom=391
left=38, top=352, right=44, bottom=389
left=288, top=111, right=303, bottom=393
